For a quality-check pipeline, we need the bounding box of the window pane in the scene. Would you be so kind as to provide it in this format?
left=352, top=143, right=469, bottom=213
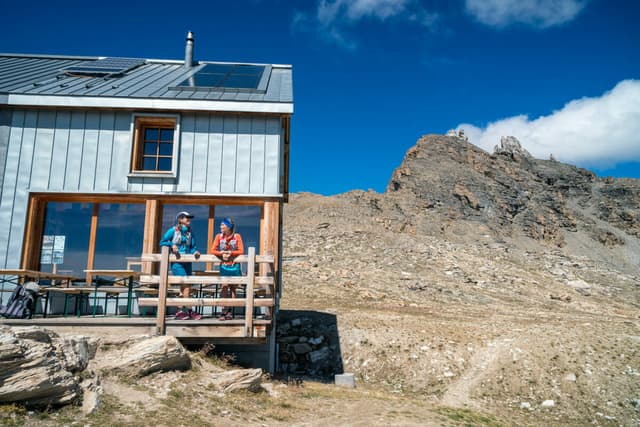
left=159, top=143, right=173, bottom=156
left=40, top=202, right=92, bottom=277
left=159, top=129, right=174, bottom=141
left=94, top=203, right=145, bottom=270
left=144, top=128, right=158, bottom=141
left=158, top=157, right=172, bottom=171
left=144, top=142, right=157, bottom=155
left=143, top=157, right=157, bottom=170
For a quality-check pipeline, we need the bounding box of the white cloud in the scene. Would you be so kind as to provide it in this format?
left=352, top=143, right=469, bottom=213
left=465, top=0, right=588, bottom=29
left=456, top=80, right=640, bottom=168
left=293, top=0, right=439, bottom=49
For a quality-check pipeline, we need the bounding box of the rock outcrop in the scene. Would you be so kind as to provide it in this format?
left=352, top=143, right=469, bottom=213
left=385, top=134, right=639, bottom=252
left=0, top=327, right=192, bottom=408
left=0, top=326, right=82, bottom=407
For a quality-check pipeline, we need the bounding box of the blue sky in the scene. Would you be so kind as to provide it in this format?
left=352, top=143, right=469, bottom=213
left=1, top=0, right=638, bottom=195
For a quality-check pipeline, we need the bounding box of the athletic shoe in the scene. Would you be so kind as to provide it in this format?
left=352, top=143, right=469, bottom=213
left=188, top=310, right=202, bottom=320
left=174, top=310, right=188, bottom=320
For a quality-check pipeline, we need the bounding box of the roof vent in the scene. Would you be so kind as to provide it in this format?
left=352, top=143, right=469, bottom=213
left=185, top=31, right=195, bottom=68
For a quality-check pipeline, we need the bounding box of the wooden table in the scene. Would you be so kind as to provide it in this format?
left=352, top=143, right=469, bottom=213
left=84, top=270, right=140, bottom=317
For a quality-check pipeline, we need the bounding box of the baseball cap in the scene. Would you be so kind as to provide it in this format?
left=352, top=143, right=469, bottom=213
left=176, top=211, right=195, bottom=222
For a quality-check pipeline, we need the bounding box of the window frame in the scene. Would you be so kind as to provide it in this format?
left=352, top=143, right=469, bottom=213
left=129, top=113, right=181, bottom=178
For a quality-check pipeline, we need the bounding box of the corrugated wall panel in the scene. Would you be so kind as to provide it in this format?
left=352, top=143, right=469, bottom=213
left=0, top=110, right=25, bottom=267
left=221, top=116, right=238, bottom=193
left=78, top=112, right=100, bottom=191
left=109, top=113, right=132, bottom=192
left=64, top=111, right=86, bottom=190
left=206, top=116, right=224, bottom=193
left=48, top=111, right=71, bottom=191
left=249, top=118, right=266, bottom=194
left=177, top=114, right=196, bottom=193
left=264, top=118, right=281, bottom=194
left=5, top=111, right=37, bottom=267
left=2, top=108, right=282, bottom=198
left=191, top=114, right=209, bottom=193
left=30, top=110, right=56, bottom=189
left=235, top=117, right=252, bottom=193
left=94, top=112, right=115, bottom=191
left=0, top=109, right=13, bottom=199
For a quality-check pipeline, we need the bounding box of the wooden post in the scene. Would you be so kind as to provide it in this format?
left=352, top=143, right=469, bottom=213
left=206, top=205, right=215, bottom=271
left=86, top=204, right=100, bottom=284
left=156, top=246, right=170, bottom=335
left=244, top=247, right=255, bottom=337
left=143, top=200, right=161, bottom=274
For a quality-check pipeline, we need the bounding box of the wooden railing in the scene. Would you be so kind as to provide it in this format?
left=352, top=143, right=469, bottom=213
left=138, top=246, right=276, bottom=336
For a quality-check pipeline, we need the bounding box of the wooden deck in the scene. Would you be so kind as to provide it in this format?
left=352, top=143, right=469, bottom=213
left=0, top=315, right=271, bottom=344
left=0, top=247, right=277, bottom=345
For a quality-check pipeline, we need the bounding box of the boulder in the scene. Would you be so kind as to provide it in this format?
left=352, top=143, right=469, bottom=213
left=210, top=368, right=263, bottom=393
left=96, top=335, right=190, bottom=377
left=0, top=327, right=80, bottom=407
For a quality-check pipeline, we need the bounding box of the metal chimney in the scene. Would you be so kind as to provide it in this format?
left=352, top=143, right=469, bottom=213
left=184, top=31, right=194, bottom=68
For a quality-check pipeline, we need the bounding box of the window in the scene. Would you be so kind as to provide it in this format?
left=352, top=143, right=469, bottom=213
left=130, top=115, right=179, bottom=176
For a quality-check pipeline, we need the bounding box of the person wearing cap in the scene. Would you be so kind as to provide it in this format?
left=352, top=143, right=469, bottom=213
left=210, top=218, right=244, bottom=320
left=160, top=211, right=201, bottom=320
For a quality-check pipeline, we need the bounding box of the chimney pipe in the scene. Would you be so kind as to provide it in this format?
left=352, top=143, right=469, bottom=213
left=184, top=31, right=194, bottom=68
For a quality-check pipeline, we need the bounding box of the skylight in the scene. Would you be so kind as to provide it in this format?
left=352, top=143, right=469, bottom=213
left=172, top=64, right=270, bottom=92
left=63, top=57, right=145, bottom=76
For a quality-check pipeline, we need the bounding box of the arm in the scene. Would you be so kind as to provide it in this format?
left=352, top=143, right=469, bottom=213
left=189, top=233, right=199, bottom=255
left=210, top=234, right=223, bottom=256
left=159, top=228, right=175, bottom=247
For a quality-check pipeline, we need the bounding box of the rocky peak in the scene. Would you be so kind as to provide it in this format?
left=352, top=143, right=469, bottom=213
left=493, top=136, right=532, bottom=161
left=385, top=133, right=640, bottom=251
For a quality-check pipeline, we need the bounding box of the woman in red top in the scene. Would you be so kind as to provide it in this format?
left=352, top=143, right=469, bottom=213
left=210, top=218, right=244, bottom=320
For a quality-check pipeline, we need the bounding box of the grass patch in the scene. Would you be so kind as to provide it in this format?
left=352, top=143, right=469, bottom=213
left=436, top=407, right=504, bottom=427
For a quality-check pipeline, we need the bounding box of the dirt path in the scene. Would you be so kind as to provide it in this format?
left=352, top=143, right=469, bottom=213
left=440, top=338, right=514, bottom=409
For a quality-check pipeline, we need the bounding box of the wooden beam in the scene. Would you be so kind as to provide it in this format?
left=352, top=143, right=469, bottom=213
left=139, top=254, right=274, bottom=263
left=85, top=203, right=100, bottom=284
left=30, top=192, right=280, bottom=206
left=156, top=246, right=170, bottom=334
left=206, top=205, right=215, bottom=270
left=138, top=298, right=274, bottom=307
left=21, top=196, right=46, bottom=270
left=139, top=274, right=273, bottom=286
left=143, top=200, right=161, bottom=274
left=245, top=246, right=256, bottom=337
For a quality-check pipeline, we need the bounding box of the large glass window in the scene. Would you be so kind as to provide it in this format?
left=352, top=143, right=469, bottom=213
left=40, top=202, right=92, bottom=277
left=94, top=203, right=145, bottom=270
left=34, top=199, right=265, bottom=278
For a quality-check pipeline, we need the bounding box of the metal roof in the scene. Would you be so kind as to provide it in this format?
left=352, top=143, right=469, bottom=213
left=0, top=54, right=293, bottom=114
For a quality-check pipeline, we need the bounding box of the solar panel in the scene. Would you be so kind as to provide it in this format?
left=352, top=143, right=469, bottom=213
left=174, top=64, right=267, bottom=91
left=63, top=57, right=145, bottom=76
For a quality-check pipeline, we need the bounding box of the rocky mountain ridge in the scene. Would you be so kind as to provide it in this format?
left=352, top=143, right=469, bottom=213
left=280, top=133, right=640, bottom=425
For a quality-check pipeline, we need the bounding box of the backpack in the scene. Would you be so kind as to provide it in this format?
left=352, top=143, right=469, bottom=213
left=0, top=282, right=39, bottom=319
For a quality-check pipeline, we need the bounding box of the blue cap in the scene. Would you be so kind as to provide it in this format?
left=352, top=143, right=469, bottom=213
left=221, top=218, right=233, bottom=229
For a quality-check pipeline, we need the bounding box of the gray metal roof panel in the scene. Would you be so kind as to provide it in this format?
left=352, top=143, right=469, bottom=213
left=0, top=54, right=293, bottom=111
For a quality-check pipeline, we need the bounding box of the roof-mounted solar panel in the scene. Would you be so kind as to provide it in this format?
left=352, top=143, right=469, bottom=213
left=63, top=57, right=145, bottom=76
left=170, top=63, right=271, bottom=92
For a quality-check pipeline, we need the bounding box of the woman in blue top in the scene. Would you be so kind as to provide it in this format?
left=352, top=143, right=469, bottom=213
left=160, top=211, right=201, bottom=320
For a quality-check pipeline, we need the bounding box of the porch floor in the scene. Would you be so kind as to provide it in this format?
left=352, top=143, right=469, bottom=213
left=0, top=316, right=271, bottom=344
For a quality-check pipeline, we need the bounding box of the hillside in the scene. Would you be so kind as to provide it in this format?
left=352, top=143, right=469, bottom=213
left=280, top=134, right=640, bottom=425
